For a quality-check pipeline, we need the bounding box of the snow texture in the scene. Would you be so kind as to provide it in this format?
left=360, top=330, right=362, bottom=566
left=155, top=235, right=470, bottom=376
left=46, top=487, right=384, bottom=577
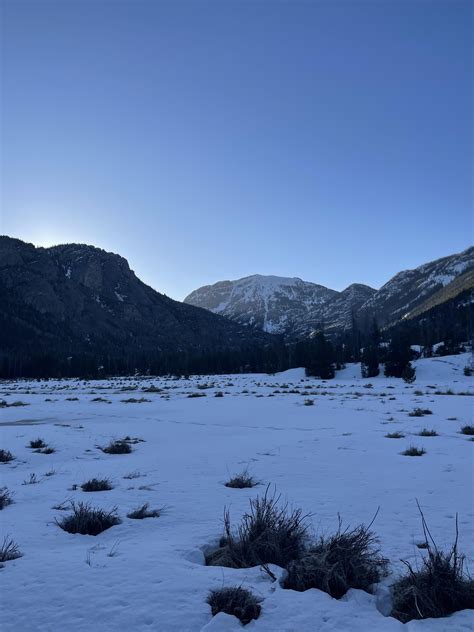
left=0, top=354, right=473, bottom=631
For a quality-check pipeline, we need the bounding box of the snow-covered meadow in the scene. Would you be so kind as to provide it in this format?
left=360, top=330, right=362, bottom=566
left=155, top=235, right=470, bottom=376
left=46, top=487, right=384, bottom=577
left=1, top=354, right=473, bottom=631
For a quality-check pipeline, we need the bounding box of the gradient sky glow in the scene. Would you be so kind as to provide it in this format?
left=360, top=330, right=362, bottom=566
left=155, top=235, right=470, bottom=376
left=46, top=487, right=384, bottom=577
left=1, top=0, right=472, bottom=300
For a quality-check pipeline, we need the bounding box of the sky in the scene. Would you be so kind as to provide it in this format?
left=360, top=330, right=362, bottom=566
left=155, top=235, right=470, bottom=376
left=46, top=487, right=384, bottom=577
left=1, top=0, right=472, bottom=300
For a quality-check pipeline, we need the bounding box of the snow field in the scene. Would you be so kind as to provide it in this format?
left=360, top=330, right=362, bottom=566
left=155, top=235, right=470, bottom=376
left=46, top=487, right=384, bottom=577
left=0, top=353, right=473, bottom=631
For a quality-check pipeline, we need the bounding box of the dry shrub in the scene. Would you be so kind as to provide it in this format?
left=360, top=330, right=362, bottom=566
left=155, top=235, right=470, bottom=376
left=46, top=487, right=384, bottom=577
left=206, top=486, right=309, bottom=568
left=283, top=513, right=388, bottom=598
left=391, top=504, right=474, bottom=622
left=207, top=586, right=261, bottom=625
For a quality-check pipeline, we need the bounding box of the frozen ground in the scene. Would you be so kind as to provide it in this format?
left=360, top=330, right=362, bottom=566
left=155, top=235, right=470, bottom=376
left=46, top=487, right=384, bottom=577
left=0, top=353, right=473, bottom=631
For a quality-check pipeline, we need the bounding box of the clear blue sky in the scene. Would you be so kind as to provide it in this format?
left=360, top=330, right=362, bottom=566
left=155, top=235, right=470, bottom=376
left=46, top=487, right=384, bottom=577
left=1, top=0, right=472, bottom=300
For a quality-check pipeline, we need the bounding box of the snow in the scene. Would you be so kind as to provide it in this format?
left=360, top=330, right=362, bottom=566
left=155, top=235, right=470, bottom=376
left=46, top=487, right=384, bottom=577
left=271, top=367, right=307, bottom=381
left=336, top=353, right=470, bottom=382
left=186, top=274, right=336, bottom=335
left=359, top=248, right=473, bottom=315
left=0, top=354, right=473, bottom=631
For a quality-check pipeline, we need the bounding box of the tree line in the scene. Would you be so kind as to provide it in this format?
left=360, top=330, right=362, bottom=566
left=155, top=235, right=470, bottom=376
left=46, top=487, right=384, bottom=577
left=1, top=289, right=471, bottom=380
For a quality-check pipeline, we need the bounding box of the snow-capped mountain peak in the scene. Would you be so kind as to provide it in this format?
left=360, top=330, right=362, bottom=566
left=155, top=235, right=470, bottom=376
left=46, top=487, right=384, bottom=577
left=185, top=248, right=473, bottom=337
left=184, top=274, right=338, bottom=334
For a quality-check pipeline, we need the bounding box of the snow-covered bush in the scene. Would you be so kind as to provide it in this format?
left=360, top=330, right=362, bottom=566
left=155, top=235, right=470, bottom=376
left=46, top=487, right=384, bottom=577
left=35, top=447, right=55, bottom=454
left=127, top=503, right=162, bottom=519
left=385, top=432, right=405, bottom=439
left=408, top=408, right=432, bottom=417
left=100, top=439, right=132, bottom=454
left=0, top=449, right=14, bottom=463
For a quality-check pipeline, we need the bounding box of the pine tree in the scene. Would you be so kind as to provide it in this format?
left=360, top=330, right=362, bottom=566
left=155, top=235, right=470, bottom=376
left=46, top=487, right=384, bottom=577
left=361, top=318, right=380, bottom=378
left=306, top=330, right=335, bottom=379
left=384, top=331, right=412, bottom=378
left=350, top=312, right=361, bottom=362
left=402, top=363, right=416, bottom=383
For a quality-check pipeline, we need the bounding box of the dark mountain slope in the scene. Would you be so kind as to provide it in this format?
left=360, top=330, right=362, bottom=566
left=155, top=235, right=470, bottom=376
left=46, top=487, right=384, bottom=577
left=396, top=268, right=474, bottom=324
left=0, top=237, right=281, bottom=377
left=357, top=247, right=474, bottom=329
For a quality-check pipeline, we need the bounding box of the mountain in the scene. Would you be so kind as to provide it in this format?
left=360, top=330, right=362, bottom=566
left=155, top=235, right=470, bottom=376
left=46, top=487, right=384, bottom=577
left=185, top=248, right=474, bottom=338
left=400, top=268, right=474, bottom=323
left=0, top=237, right=280, bottom=377
left=296, top=283, right=377, bottom=336
left=2, top=236, right=472, bottom=378
left=184, top=275, right=337, bottom=335
left=357, top=247, right=474, bottom=328
left=184, top=276, right=376, bottom=336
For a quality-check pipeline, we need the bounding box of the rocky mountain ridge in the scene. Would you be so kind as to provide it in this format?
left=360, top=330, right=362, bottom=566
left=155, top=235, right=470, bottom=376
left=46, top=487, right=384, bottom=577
left=185, top=247, right=474, bottom=337
left=0, top=236, right=278, bottom=376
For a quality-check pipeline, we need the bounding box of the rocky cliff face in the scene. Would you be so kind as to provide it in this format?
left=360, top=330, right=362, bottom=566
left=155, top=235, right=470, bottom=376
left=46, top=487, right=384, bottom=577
left=297, top=283, right=376, bottom=336
left=0, top=237, right=275, bottom=373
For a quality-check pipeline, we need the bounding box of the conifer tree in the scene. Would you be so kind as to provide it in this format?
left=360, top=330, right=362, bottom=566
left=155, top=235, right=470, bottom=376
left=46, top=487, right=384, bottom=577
left=361, top=318, right=380, bottom=378
left=306, top=329, right=335, bottom=379
left=384, top=331, right=412, bottom=378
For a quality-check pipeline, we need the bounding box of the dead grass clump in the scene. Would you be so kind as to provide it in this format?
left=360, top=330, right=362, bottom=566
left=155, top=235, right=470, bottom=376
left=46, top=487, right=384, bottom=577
left=402, top=446, right=426, bottom=457
left=29, top=438, right=47, bottom=449
left=127, top=503, right=162, bottom=519
left=0, top=537, right=22, bottom=562
left=56, top=502, right=121, bottom=535
left=81, top=478, right=113, bottom=492
left=283, top=514, right=388, bottom=598
left=385, top=432, right=405, bottom=439
left=391, top=505, right=474, bottom=622
left=0, top=487, right=13, bottom=510
left=100, top=440, right=132, bottom=454
left=207, top=586, right=262, bottom=625
left=408, top=408, right=433, bottom=417
left=206, top=486, right=309, bottom=568
left=0, top=450, right=14, bottom=463
left=225, top=470, right=259, bottom=489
